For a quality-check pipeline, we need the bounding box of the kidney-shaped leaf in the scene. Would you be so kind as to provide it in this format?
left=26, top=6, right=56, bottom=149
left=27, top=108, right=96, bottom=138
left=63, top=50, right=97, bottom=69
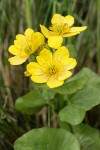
left=59, top=104, right=86, bottom=125
left=69, top=67, right=100, bottom=111
left=72, top=124, right=100, bottom=150
left=58, top=68, right=100, bottom=125
left=15, top=90, right=47, bottom=115
left=70, top=84, right=100, bottom=111
left=14, top=128, right=80, bottom=150
left=60, top=122, right=100, bottom=150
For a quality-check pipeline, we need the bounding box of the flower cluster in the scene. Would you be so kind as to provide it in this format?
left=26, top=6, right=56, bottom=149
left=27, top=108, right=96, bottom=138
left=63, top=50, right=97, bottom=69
left=8, top=14, right=87, bottom=88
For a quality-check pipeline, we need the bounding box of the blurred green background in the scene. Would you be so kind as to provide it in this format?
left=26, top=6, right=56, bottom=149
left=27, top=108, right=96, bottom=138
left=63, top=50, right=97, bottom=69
left=0, top=0, right=100, bottom=149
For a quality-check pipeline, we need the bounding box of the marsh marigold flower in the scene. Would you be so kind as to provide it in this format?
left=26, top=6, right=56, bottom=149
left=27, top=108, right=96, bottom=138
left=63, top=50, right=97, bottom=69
left=8, top=28, right=45, bottom=65
left=40, top=14, right=87, bottom=49
left=25, top=46, right=77, bottom=88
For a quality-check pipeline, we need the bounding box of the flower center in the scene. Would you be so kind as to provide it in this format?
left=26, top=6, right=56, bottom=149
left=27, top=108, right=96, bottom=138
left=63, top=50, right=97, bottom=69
left=49, top=23, right=70, bottom=35
left=37, top=43, right=49, bottom=52
left=24, top=45, right=32, bottom=55
left=48, top=65, right=57, bottom=75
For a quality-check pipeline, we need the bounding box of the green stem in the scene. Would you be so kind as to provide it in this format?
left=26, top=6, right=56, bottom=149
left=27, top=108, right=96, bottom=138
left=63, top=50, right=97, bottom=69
left=48, top=100, right=50, bottom=127
left=52, top=0, right=57, bottom=15
left=25, top=0, right=32, bottom=28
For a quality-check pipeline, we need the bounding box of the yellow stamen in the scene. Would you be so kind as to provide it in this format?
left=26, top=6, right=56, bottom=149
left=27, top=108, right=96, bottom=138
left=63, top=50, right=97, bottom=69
left=37, top=43, right=49, bottom=52
left=49, top=23, right=70, bottom=35
left=48, top=65, right=57, bottom=75
left=24, top=45, right=32, bottom=55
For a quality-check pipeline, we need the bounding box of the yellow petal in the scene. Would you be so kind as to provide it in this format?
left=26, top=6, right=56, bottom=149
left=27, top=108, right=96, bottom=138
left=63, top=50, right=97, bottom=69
left=8, top=56, right=28, bottom=65
left=31, top=34, right=39, bottom=51
left=35, top=32, right=45, bottom=45
left=47, top=75, right=64, bottom=88
left=37, top=49, right=52, bottom=66
left=63, top=32, right=80, bottom=37
left=39, top=48, right=52, bottom=59
left=48, top=36, right=63, bottom=49
left=24, top=28, right=34, bottom=37
left=32, top=32, right=45, bottom=51
left=26, top=62, right=43, bottom=75
left=24, top=71, right=31, bottom=76
left=8, top=45, right=20, bottom=55
left=62, top=15, right=74, bottom=27
left=31, top=74, right=48, bottom=83
left=14, top=35, right=26, bottom=50
left=58, top=70, right=72, bottom=80
left=53, top=46, right=69, bottom=63
left=51, top=14, right=64, bottom=24
left=16, top=34, right=25, bottom=41
left=40, top=25, right=50, bottom=38
left=20, top=51, right=28, bottom=58
left=64, top=58, right=77, bottom=70
left=63, top=26, right=87, bottom=37
left=69, top=26, right=87, bottom=32
left=14, top=40, right=23, bottom=49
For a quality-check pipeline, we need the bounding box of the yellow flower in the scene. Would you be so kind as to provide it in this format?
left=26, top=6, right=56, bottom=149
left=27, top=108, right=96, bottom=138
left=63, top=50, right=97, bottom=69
left=40, top=14, right=87, bottom=49
left=8, top=28, right=45, bottom=65
left=25, top=46, right=77, bottom=88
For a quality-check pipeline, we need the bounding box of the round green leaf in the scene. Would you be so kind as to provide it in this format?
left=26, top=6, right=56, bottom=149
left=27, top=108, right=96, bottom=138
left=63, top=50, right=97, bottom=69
left=72, top=124, right=100, bottom=150
left=60, top=122, right=100, bottom=150
left=59, top=104, right=86, bottom=125
left=70, top=84, right=100, bottom=111
left=15, top=90, right=47, bottom=115
left=69, top=67, right=100, bottom=111
left=14, top=128, right=80, bottom=150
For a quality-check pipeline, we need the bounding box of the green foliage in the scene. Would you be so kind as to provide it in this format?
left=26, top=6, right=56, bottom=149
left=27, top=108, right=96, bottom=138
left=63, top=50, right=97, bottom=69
left=54, top=73, right=88, bottom=94
left=60, top=122, right=100, bottom=150
left=15, top=67, right=100, bottom=125
left=73, top=124, right=100, bottom=150
left=54, top=67, right=96, bottom=95
left=59, top=104, right=86, bottom=125
left=15, top=90, right=47, bottom=115
left=14, top=67, right=100, bottom=149
left=58, top=67, right=100, bottom=125
left=14, top=128, right=80, bottom=150
left=70, top=83, right=100, bottom=111
left=70, top=69, right=100, bottom=111
left=66, top=44, right=77, bottom=58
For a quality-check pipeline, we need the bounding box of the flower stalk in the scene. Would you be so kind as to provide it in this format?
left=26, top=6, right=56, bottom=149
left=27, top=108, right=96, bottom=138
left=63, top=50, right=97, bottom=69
left=26, top=0, right=32, bottom=28
left=48, top=99, right=51, bottom=127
